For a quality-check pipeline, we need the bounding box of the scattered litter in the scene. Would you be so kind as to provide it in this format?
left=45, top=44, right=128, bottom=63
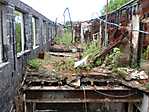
left=74, top=55, right=89, bottom=68
left=113, top=67, right=149, bottom=80
left=71, top=48, right=77, bottom=53
left=129, top=71, right=148, bottom=80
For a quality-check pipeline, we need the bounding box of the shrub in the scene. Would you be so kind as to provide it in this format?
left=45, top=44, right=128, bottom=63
left=54, top=30, right=72, bottom=47
left=27, top=59, right=41, bottom=70
left=82, top=40, right=101, bottom=62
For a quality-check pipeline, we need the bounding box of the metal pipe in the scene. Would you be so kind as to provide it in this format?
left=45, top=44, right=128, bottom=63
left=104, top=0, right=109, bottom=47
left=63, top=8, right=73, bottom=43
left=97, top=17, right=149, bottom=35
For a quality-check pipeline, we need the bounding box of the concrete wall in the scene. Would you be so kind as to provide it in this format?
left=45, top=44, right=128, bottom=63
left=0, top=0, right=58, bottom=111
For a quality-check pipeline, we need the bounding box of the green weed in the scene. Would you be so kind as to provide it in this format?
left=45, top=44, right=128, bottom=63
left=144, top=82, right=149, bottom=89
left=82, top=40, right=101, bottom=63
left=54, top=30, right=72, bottom=47
left=54, top=58, right=75, bottom=72
left=27, top=58, right=41, bottom=70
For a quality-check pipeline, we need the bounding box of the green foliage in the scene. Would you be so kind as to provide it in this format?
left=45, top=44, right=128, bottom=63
left=143, top=45, right=149, bottom=60
left=15, top=11, right=23, bottom=53
left=27, top=59, right=41, bottom=70
left=105, top=47, right=122, bottom=68
left=54, top=29, right=72, bottom=47
left=16, top=22, right=22, bottom=53
left=101, top=0, right=129, bottom=15
left=76, top=40, right=101, bottom=70
left=82, top=40, right=101, bottom=62
left=112, top=67, right=128, bottom=78
left=54, top=58, right=75, bottom=72
left=95, top=58, right=102, bottom=66
left=145, top=82, right=149, bottom=89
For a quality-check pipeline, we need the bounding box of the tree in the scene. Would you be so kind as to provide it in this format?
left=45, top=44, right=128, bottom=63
left=101, top=0, right=129, bottom=15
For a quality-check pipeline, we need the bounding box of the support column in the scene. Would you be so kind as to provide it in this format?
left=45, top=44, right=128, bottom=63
left=24, top=14, right=32, bottom=50
left=36, top=18, right=42, bottom=48
left=3, top=4, right=15, bottom=63
left=131, top=14, right=140, bottom=66
left=81, top=23, right=84, bottom=43
left=128, top=103, right=133, bottom=112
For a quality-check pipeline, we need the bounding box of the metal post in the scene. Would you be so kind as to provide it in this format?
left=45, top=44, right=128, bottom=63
left=104, top=0, right=108, bottom=47
left=63, top=8, right=73, bottom=43
left=128, top=103, right=133, bottom=112
left=23, top=94, right=27, bottom=112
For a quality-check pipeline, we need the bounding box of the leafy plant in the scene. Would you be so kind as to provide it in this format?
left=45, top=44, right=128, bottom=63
left=105, top=47, right=121, bottom=68
left=100, top=47, right=121, bottom=70
left=144, top=82, right=149, bottom=89
left=27, top=58, right=41, bottom=70
left=54, top=29, right=72, bottom=47
left=112, top=67, right=128, bottom=78
left=82, top=40, right=101, bottom=63
left=101, top=0, right=129, bottom=15
left=143, top=45, right=149, bottom=60
left=54, top=57, right=75, bottom=72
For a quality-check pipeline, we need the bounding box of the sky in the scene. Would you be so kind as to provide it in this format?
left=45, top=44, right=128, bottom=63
left=20, top=0, right=106, bottom=23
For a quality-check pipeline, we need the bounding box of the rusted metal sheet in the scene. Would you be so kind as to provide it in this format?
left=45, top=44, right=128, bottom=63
left=73, top=22, right=81, bottom=42
left=140, top=0, right=149, bottom=15
left=143, top=23, right=149, bottom=47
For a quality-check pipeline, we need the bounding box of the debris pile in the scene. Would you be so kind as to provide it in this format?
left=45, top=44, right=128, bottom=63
left=25, top=47, right=149, bottom=93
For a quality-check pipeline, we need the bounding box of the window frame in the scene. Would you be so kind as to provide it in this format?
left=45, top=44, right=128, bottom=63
left=32, top=16, right=38, bottom=49
left=15, top=10, right=25, bottom=55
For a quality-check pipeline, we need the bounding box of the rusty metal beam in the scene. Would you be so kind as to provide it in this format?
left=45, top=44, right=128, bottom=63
left=24, top=86, right=132, bottom=91
left=24, top=86, right=142, bottom=103
left=25, top=98, right=141, bottom=103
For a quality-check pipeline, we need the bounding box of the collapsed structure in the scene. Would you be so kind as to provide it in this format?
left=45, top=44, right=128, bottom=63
left=22, top=0, right=149, bottom=112
left=0, top=0, right=149, bottom=112
left=73, top=0, right=149, bottom=69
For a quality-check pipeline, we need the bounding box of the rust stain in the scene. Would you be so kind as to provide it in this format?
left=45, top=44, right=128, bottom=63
left=140, top=0, right=149, bottom=15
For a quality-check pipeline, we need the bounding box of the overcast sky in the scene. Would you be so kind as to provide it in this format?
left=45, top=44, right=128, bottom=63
left=20, top=0, right=106, bottom=23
